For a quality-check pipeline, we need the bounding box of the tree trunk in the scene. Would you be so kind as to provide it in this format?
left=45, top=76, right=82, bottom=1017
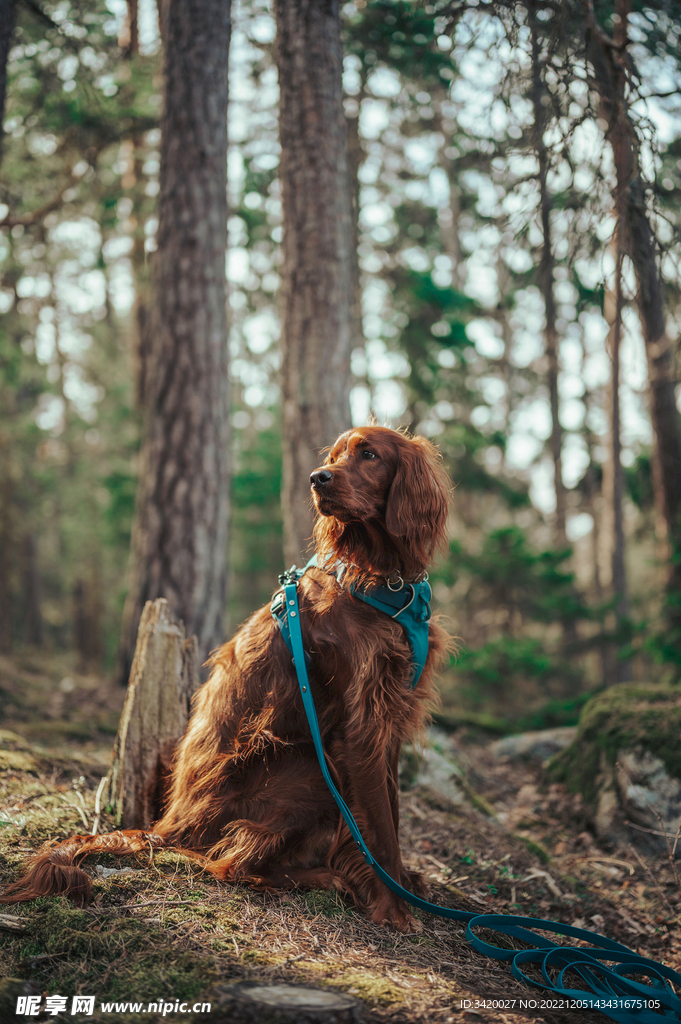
left=433, top=94, right=464, bottom=291
left=604, top=238, right=631, bottom=682
left=73, top=566, right=103, bottom=673
left=0, top=0, right=17, bottom=166
left=119, top=0, right=231, bottom=682
left=274, top=0, right=353, bottom=566
left=529, top=1, right=567, bottom=550
left=0, top=442, right=12, bottom=652
left=121, top=0, right=153, bottom=409
left=345, top=85, right=366, bottom=363
left=587, top=0, right=681, bottom=658
left=106, top=600, right=200, bottom=828
left=21, top=534, right=41, bottom=647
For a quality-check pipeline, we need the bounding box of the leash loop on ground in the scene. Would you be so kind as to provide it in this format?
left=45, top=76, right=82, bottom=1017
left=271, top=573, right=681, bottom=1023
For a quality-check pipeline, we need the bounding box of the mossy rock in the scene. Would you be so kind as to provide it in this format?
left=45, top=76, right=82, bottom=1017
left=547, top=683, right=681, bottom=852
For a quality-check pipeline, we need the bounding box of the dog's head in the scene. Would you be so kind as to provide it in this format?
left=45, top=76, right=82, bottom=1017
left=311, top=426, right=451, bottom=582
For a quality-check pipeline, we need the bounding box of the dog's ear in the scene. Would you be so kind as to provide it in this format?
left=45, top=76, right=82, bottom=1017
left=385, top=435, right=451, bottom=566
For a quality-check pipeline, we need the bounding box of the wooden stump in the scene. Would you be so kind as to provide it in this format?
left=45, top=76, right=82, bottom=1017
left=104, top=599, right=200, bottom=828
left=196, top=983, right=364, bottom=1024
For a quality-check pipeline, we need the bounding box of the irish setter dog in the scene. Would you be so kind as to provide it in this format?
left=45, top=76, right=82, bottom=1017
left=2, top=427, right=451, bottom=933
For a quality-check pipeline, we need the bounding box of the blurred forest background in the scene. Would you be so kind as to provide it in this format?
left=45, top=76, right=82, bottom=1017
left=1, top=0, right=681, bottom=732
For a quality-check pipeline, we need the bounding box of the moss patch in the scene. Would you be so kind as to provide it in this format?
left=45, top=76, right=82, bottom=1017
left=17, top=899, right=221, bottom=1007
left=547, top=683, right=681, bottom=806
left=296, top=889, right=352, bottom=919
left=514, top=835, right=551, bottom=865
left=0, top=750, right=39, bottom=773
left=326, top=967, right=407, bottom=1006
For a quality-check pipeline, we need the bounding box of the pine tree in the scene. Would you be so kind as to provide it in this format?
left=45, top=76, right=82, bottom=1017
left=119, top=0, right=232, bottom=679
left=274, top=0, right=353, bottom=565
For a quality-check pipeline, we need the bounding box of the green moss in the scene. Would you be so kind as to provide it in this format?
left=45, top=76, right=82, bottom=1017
left=327, top=968, right=406, bottom=1006
left=297, top=889, right=352, bottom=919
left=153, top=850, right=205, bottom=874
left=547, top=683, right=681, bottom=807
left=19, top=899, right=220, bottom=1006
left=515, top=836, right=551, bottom=864
left=240, top=949, right=278, bottom=964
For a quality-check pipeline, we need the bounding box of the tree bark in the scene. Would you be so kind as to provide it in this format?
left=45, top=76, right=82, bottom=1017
left=433, top=94, right=464, bottom=291
left=120, top=0, right=154, bottom=409
left=0, top=0, right=17, bottom=167
left=106, top=599, right=200, bottom=828
left=586, top=0, right=681, bottom=654
left=119, top=0, right=231, bottom=682
left=528, top=1, right=567, bottom=550
left=345, top=87, right=366, bottom=362
left=21, top=533, right=41, bottom=647
left=603, top=239, right=631, bottom=682
left=274, top=0, right=353, bottom=566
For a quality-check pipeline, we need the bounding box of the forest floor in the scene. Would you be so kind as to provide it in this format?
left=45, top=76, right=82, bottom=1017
left=0, top=650, right=678, bottom=1024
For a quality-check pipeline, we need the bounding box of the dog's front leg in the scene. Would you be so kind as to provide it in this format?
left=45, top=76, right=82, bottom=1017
left=387, top=739, right=430, bottom=900
left=339, top=736, right=422, bottom=934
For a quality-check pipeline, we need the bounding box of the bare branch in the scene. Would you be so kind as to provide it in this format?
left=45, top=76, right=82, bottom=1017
left=583, top=0, right=627, bottom=52
left=0, top=175, right=77, bottom=229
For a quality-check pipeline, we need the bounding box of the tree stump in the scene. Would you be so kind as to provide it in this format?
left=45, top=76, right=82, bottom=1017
left=104, top=599, right=200, bottom=828
left=196, top=983, right=363, bottom=1024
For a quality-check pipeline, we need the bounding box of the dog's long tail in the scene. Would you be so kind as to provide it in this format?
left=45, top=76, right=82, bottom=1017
left=0, top=830, right=167, bottom=905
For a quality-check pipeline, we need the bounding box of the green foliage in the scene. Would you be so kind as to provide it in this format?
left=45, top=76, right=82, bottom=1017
left=228, top=419, right=283, bottom=628
left=440, top=528, right=595, bottom=713
left=447, top=526, right=588, bottom=626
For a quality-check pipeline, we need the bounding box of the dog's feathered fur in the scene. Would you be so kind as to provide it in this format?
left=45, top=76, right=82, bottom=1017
left=1, top=426, right=451, bottom=932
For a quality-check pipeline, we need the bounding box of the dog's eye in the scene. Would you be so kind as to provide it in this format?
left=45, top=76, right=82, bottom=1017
left=361, top=450, right=377, bottom=460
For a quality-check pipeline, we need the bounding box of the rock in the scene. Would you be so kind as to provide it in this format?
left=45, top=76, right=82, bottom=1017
left=490, top=727, right=577, bottom=762
left=95, top=864, right=141, bottom=879
left=597, top=748, right=681, bottom=851
left=413, top=746, right=467, bottom=805
left=196, top=983, right=364, bottom=1024
left=547, top=684, right=681, bottom=855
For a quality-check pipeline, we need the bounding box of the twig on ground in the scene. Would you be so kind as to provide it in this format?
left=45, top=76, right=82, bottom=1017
left=578, top=855, right=635, bottom=875
left=625, top=821, right=680, bottom=840
left=91, top=775, right=108, bottom=836
left=0, top=912, right=27, bottom=933
left=627, top=845, right=674, bottom=913
left=617, top=761, right=679, bottom=887
left=60, top=794, right=89, bottom=830
left=521, top=870, right=563, bottom=898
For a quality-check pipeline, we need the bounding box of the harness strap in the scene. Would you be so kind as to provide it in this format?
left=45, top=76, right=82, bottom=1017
left=271, top=556, right=431, bottom=688
left=277, top=577, right=681, bottom=1024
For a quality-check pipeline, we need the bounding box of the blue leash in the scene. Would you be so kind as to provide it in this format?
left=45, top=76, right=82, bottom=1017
left=271, top=570, right=681, bottom=1022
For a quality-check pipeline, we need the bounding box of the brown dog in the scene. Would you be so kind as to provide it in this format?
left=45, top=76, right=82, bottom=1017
left=1, top=426, right=451, bottom=933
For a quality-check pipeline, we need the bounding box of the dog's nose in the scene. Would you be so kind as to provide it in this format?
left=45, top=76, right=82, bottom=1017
left=310, top=469, right=333, bottom=488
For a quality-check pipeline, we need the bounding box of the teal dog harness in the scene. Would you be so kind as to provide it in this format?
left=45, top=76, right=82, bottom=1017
left=269, top=560, right=681, bottom=1022
left=270, top=554, right=431, bottom=688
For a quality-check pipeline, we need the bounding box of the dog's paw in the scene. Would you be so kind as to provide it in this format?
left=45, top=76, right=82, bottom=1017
left=370, top=897, right=423, bottom=934
left=402, top=868, right=430, bottom=899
